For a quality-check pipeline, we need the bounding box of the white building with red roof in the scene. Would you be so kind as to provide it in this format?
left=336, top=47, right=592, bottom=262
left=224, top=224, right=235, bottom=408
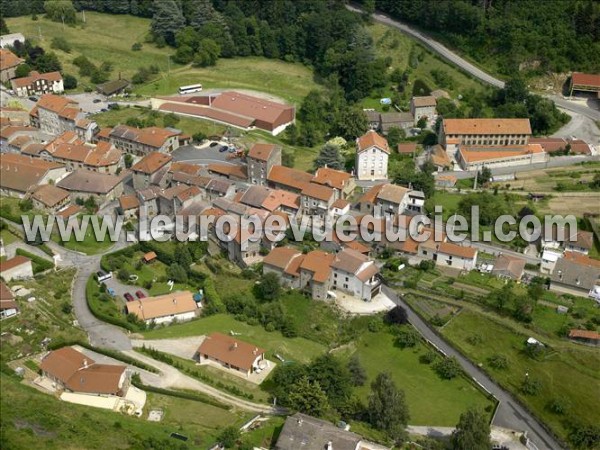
left=355, top=130, right=389, bottom=181
left=11, top=71, right=64, bottom=97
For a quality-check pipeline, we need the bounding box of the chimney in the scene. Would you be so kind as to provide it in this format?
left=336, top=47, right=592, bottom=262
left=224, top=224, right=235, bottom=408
left=172, top=298, right=177, bottom=304
left=83, top=358, right=88, bottom=369
left=233, top=342, right=238, bottom=349
left=253, top=347, right=257, bottom=355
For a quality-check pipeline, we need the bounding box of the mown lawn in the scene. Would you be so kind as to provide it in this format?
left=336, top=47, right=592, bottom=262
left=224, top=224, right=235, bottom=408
left=351, top=330, right=494, bottom=426
left=136, top=57, right=320, bottom=105
left=0, top=373, right=247, bottom=450
left=51, top=215, right=115, bottom=255
left=442, top=310, right=600, bottom=443
left=142, top=313, right=326, bottom=364
left=5, top=13, right=175, bottom=89
left=425, top=191, right=464, bottom=219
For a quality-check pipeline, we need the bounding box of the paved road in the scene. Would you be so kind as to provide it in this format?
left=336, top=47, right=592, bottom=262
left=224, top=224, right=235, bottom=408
left=345, top=4, right=600, bottom=122
left=381, top=285, right=564, bottom=450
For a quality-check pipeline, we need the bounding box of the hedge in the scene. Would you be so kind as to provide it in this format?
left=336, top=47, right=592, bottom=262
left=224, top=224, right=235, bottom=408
left=86, top=277, right=141, bottom=332
left=130, top=373, right=230, bottom=410
left=15, top=248, right=54, bottom=274
left=47, top=339, right=158, bottom=373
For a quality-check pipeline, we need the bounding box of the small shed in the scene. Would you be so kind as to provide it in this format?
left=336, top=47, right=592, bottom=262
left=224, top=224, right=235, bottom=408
left=96, top=79, right=130, bottom=97
left=142, top=251, right=157, bottom=264
left=556, top=305, right=569, bottom=314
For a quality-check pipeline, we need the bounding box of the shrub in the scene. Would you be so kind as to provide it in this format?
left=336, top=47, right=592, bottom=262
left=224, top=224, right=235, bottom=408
left=547, top=397, right=570, bottom=415
left=434, top=356, right=461, bottom=379
left=51, top=36, right=71, bottom=53
left=419, top=351, right=438, bottom=365
left=131, top=42, right=143, bottom=51
left=396, top=326, right=419, bottom=348
left=15, top=248, right=53, bottom=274
left=521, top=376, right=542, bottom=396
left=488, top=354, right=509, bottom=370
left=367, top=317, right=383, bottom=332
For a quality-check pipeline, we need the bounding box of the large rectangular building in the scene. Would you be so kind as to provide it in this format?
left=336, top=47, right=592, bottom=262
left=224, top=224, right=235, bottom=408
left=440, top=118, right=532, bottom=152
left=151, top=90, right=295, bottom=135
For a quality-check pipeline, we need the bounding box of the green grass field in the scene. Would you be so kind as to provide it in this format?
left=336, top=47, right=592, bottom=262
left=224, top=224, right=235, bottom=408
left=142, top=313, right=326, bottom=365
left=51, top=215, right=115, bottom=255
left=137, top=57, right=320, bottom=105
left=351, top=330, right=494, bottom=426
left=0, top=373, right=248, bottom=449
left=5, top=13, right=175, bottom=89
left=364, top=23, right=487, bottom=112
left=442, top=310, right=600, bottom=442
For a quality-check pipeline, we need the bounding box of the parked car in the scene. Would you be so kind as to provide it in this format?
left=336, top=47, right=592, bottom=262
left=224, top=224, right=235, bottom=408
left=219, top=145, right=228, bottom=152
left=92, top=98, right=102, bottom=103
left=209, top=141, right=219, bottom=147
left=124, top=292, right=134, bottom=302
left=28, top=96, right=38, bottom=102
left=107, top=288, right=116, bottom=297
left=135, top=290, right=146, bottom=299
left=100, top=108, right=108, bottom=112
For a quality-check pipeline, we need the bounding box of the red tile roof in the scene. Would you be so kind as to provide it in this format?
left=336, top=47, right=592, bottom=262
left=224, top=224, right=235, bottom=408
left=444, top=118, right=531, bottom=135
left=312, top=167, right=352, bottom=191
left=437, top=242, right=477, bottom=259
left=356, top=130, right=390, bottom=154
left=571, top=72, right=600, bottom=88
left=0, top=255, right=31, bottom=272
left=267, top=165, right=313, bottom=191
left=11, top=70, right=62, bottom=88
left=397, top=142, right=417, bottom=154
left=0, top=48, right=23, bottom=69
left=568, top=329, right=600, bottom=340
left=301, top=183, right=335, bottom=202
left=459, top=144, right=544, bottom=163
left=248, top=143, right=279, bottom=161
left=131, top=152, right=172, bottom=174
left=198, top=332, right=265, bottom=371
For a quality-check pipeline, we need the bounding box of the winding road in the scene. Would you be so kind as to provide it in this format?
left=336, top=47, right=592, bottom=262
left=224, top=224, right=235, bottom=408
left=382, top=285, right=563, bottom=450
left=346, top=4, right=600, bottom=123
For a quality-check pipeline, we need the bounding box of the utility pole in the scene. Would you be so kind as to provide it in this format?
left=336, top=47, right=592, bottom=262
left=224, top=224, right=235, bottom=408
left=82, top=9, right=86, bottom=23
left=61, top=15, right=65, bottom=31
left=38, top=26, right=42, bottom=41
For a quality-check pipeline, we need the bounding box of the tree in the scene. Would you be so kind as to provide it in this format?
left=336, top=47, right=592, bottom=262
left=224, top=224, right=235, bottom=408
left=308, top=354, right=353, bottom=409
left=488, top=354, right=509, bottom=370
left=396, top=326, right=419, bottom=348
left=63, top=74, right=77, bottom=89
left=385, top=305, right=409, bottom=325
left=569, top=423, right=600, bottom=449
left=434, top=356, right=461, bottom=379
left=150, top=0, right=185, bottom=46
left=14, top=64, right=31, bottom=78
left=368, top=372, right=410, bottom=442
left=175, top=245, right=192, bottom=268
left=476, top=166, right=491, bottom=186
left=314, top=143, right=344, bottom=170
left=287, top=376, right=329, bottom=417
left=44, top=0, right=77, bottom=24
left=192, top=132, right=206, bottom=143
left=386, top=127, right=405, bottom=150
left=217, top=426, right=239, bottom=449
left=33, top=52, right=62, bottom=73
left=167, top=263, right=188, bottom=283
left=255, top=272, right=281, bottom=302
left=173, top=44, right=194, bottom=64
left=124, top=154, right=134, bottom=169
left=193, top=39, right=220, bottom=67
left=348, top=355, right=367, bottom=386
left=451, top=408, right=491, bottom=450
left=333, top=107, right=368, bottom=141
left=416, top=116, right=428, bottom=129
left=0, top=18, right=9, bottom=35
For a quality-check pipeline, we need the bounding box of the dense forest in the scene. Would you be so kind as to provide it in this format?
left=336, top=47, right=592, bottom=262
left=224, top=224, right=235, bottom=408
left=360, top=0, right=600, bottom=75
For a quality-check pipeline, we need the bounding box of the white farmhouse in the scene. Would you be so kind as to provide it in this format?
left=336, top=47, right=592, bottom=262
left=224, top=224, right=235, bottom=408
left=355, top=130, right=389, bottom=181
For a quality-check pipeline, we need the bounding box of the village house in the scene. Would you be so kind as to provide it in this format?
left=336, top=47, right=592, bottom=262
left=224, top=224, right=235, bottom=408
left=108, top=125, right=183, bottom=155
left=207, top=163, right=248, bottom=181
left=330, top=198, right=350, bottom=219
left=565, top=230, right=594, bottom=255
left=397, top=142, right=417, bottom=156
left=550, top=252, right=600, bottom=297
left=136, top=186, right=162, bottom=217
left=440, top=118, right=532, bottom=152
left=30, top=94, right=97, bottom=142
left=0, top=256, right=34, bottom=281
left=491, top=254, right=527, bottom=281
left=0, top=48, right=23, bottom=83
left=434, top=174, right=457, bottom=188
left=1, top=107, right=31, bottom=127
left=195, top=332, right=266, bottom=377
left=31, top=184, right=71, bottom=213
left=275, top=413, right=390, bottom=450
left=96, top=79, right=130, bottom=97
left=529, top=137, right=592, bottom=155
left=0, top=125, right=45, bottom=153
left=40, top=347, right=127, bottom=396
left=312, top=167, right=356, bottom=199
left=569, top=72, right=600, bottom=98
left=356, top=183, right=424, bottom=217
left=330, top=248, right=381, bottom=301
left=410, top=96, right=437, bottom=124
left=11, top=71, right=64, bottom=97
left=299, top=250, right=336, bottom=300
left=380, top=112, right=415, bottom=134
left=56, top=170, right=124, bottom=208
left=355, top=130, right=390, bottom=181
left=131, top=151, right=173, bottom=190
left=456, top=143, right=548, bottom=171
left=267, top=165, right=314, bottom=193
left=300, top=183, right=336, bottom=226
left=419, top=241, right=478, bottom=271
left=246, top=143, right=282, bottom=185
left=205, top=178, right=236, bottom=201
left=39, top=132, right=122, bottom=174
left=0, top=153, right=68, bottom=198
left=429, top=144, right=453, bottom=171
left=158, top=185, right=203, bottom=216
left=0, top=282, right=19, bottom=319
left=125, top=291, right=198, bottom=325
left=117, top=194, right=140, bottom=220
left=238, top=185, right=300, bottom=217
left=262, top=247, right=305, bottom=289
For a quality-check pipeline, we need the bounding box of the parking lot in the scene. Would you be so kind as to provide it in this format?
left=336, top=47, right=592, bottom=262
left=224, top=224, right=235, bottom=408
left=99, top=271, right=149, bottom=306
left=171, top=141, right=243, bottom=166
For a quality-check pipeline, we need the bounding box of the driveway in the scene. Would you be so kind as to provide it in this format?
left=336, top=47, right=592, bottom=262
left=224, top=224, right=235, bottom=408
left=381, top=284, right=563, bottom=450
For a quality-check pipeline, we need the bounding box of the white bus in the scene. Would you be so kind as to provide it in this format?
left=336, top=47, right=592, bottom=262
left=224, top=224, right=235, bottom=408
left=178, top=84, right=203, bottom=95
